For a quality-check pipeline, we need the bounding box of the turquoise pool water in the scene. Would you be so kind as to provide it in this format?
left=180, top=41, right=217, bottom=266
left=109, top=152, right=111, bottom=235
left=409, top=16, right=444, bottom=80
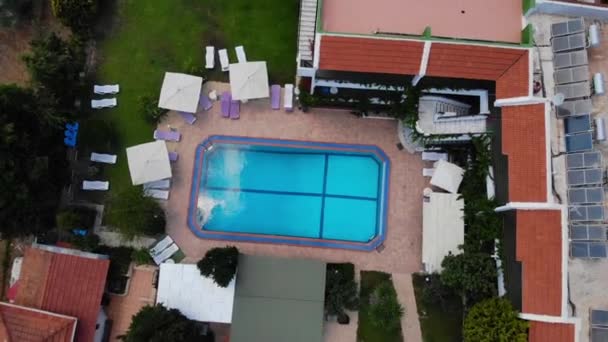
left=188, top=136, right=390, bottom=249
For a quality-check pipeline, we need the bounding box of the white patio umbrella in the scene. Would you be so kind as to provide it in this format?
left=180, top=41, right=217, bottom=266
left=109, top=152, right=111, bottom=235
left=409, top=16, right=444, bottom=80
left=229, top=62, right=270, bottom=101
left=126, top=141, right=172, bottom=185
left=430, top=159, right=465, bottom=194
left=158, top=72, right=203, bottom=113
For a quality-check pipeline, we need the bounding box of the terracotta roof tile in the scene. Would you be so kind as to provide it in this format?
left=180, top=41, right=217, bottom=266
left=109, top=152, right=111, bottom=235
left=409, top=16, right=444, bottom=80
left=528, top=321, right=575, bottom=342
left=0, top=302, right=76, bottom=342
left=501, top=104, right=547, bottom=202
left=15, top=247, right=110, bottom=342
left=496, top=52, right=530, bottom=98
left=516, top=210, right=563, bottom=316
left=319, top=36, right=424, bottom=75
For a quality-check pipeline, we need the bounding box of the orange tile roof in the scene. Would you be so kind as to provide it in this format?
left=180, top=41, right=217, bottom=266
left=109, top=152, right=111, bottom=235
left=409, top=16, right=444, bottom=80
left=528, top=321, right=575, bottom=342
left=501, top=104, right=547, bottom=202
left=318, top=36, right=424, bottom=75
left=15, top=247, right=110, bottom=342
left=0, top=302, right=76, bottom=342
left=496, top=52, right=530, bottom=98
left=516, top=210, right=563, bottom=316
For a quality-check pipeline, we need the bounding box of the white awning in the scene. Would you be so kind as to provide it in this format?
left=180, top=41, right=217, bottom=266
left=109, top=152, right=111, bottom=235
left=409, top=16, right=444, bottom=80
left=430, top=159, right=465, bottom=193
left=229, top=62, right=269, bottom=101
left=156, top=264, right=235, bottom=323
left=126, top=141, right=172, bottom=185
left=158, top=72, right=203, bottom=113
left=422, top=192, right=465, bottom=273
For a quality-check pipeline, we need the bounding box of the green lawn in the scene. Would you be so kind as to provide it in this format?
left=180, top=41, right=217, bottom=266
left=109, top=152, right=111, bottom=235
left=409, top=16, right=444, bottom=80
left=412, top=274, right=463, bottom=342
left=92, top=0, right=299, bottom=192
left=357, top=271, right=403, bottom=342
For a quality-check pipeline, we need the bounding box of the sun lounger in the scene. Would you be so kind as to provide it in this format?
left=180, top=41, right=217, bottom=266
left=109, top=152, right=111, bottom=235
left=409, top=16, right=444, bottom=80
left=153, top=243, right=179, bottom=265
left=64, top=136, right=76, bottom=147
left=94, top=84, right=120, bottom=94
left=221, top=92, right=231, bottom=118
left=149, top=235, right=174, bottom=256
left=230, top=100, right=240, bottom=119
left=168, top=151, right=179, bottom=162
left=198, top=93, right=213, bottom=111
left=179, top=111, right=197, bottom=125
left=91, top=98, right=117, bottom=109
left=82, top=181, right=109, bottom=191
left=218, top=49, right=229, bottom=72
left=422, top=152, right=448, bottom=162
left=284, top=84, right=294, bottom=112
left=90, top=152, right=117, bottom=164
left=270, top=85, right=281, bottom=110
left=235, top=45, right=247, bottom=63
left=423, top=168, right=435, bottom=177
left=144, top=188, right=170, bottom=200
left=66, top=122, right=79, bottom=131
left=144, top=178, right=171, bottom=190
left=154, top=129, right=181, bottom=142
left=205, top=46, right=215, bottom=69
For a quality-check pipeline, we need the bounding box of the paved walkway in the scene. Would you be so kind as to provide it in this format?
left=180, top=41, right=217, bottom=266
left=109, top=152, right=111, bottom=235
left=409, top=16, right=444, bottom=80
left=163, top=82, right=426, bottom=274
left=393, top=273, right=423, bottom=342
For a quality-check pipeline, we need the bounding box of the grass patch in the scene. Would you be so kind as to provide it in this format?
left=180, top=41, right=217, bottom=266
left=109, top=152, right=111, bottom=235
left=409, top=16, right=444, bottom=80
left=93, top=0, right=298, bottom=193
left=412, top=274, right=463, bottom=342
left=357, top=271, right=402, bottom=342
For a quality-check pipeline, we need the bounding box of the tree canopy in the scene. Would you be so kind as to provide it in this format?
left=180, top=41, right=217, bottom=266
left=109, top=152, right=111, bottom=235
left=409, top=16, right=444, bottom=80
left=120, top=304, right=205, bottom=342
left=368, top=281, right=404, bottom=332
left=463, top=298, right=528, bottom=342
left=106, top=187, right=166, bottom=239
left=51, top=0, right=97, bottom=34
left=440, top=251, right=497, bottom=305
left=197, top=246, right=239, bottom=287
left=325, top=263, right=358, bottom=316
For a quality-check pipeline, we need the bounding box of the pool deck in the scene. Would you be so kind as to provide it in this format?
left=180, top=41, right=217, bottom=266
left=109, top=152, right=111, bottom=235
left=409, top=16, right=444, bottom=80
left=162, top=82, right=425, bottom=275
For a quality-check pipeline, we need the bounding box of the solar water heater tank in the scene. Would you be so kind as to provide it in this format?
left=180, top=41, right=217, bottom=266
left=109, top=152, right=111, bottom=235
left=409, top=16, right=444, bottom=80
left=596, top=118, right=606, bottom=141
left=594, top=73, right=605, bottom=95
left=589, top=24, right=601, bottom=48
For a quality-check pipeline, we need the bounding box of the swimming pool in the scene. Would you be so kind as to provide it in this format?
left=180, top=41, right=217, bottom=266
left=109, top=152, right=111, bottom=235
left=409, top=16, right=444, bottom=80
left=187, top=136, right=390, bottom=251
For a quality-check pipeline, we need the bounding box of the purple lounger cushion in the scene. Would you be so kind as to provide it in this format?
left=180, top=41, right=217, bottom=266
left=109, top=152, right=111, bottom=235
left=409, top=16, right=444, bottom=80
left=153, top=129, right=181, bottom=142
left=221, top=92, right=231, bottom=118
left=168, top=151, right=179, bottom=162
left=270, top=85, right=280, bottom=110
left=179, top=112, right=196, bottom=125
left=199, top=94, right=213, bottom=111
left=230, top=100, right=240, bottom=120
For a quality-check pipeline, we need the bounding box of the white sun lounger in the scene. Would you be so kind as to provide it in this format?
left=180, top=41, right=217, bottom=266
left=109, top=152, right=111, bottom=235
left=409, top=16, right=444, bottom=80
left=82, top=181, right=109, bottom=191
left=149, top=235, right=174, bottom=256
left=284, top=84, right=294, bottom=112
left=94, top=84, right=120, bottom=94
left=153, top=243, right=179, bottom=265
left=218, top=49, right=229, bottom=72
left=423, top=168, right=435, bottom=177
left=235, top=45, right=247, bottom=63
left=144, top=189, right=169, bottom=200
left=90, top=152, right=117, bottom=164
left=205, top=46, right=215, bottom=69
left=91, top=98, right=117, bottom=109
left=143, top=178, right=171, bottom=190
left=422, top=152, right=448, bottom=162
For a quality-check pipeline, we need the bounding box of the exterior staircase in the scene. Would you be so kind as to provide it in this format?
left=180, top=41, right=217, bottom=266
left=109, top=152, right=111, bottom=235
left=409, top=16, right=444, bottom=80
left=298, top=0, right=318, bottom=62
left=417, top=96, right=487, bottom=135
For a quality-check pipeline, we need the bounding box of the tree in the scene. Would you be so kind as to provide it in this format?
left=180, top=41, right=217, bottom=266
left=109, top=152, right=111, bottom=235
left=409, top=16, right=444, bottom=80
left=51, top=0, right=96, bottom=34
left=368, top=282, right=404, bottom=332
left=325, top=264, right=358, bottom=316
left=106, top=187, right=166, bottom=239
left=22, top=33, right=84, bottom=107
left=440, top=252, right=497, bottom=306
left=196, top=246, right=239, bottom=287
left=120, top=304, right=203, bottom=342
left=0, top=0, right=33, bottom=26
left=463, top=298, right=528, bottom=342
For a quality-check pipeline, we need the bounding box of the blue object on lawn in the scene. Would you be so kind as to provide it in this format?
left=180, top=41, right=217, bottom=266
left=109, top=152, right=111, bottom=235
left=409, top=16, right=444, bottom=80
left=72, top=229, right=88, bottom=236
left=64, top=136, right=76, bottom=147
left=66, top=122, right=79, bottom=132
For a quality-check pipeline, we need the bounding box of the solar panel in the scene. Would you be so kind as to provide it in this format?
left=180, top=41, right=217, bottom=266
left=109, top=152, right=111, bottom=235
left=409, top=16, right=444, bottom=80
left=568, top=187, right=604, bottom=204
left=556, top=99, right=593, bottom=118
left=551, top=18, right=585, bottom=37
left=567, top=168, right=603, bottom=186
left=552, top=33, right=587, bottom=53
left=564, top=115, right=591, bottom=135
left=566, top=151, right=602, bottom=169
left=590, top=243, right=608, bottom=257
left=556, top=82, right=591, bottom=100
left=570, top=224, right=607, bottom=240
left=569, top=205, right=604, bottom=221
left=571, top=242, right=608, bottom=258
left=555, top=65, right=590, bottom=85
left=592, top=327, right=608, bottom=342
left=554, top=50, right=589, bottom=69
left=592, top=310, right=608, bottom=326
left=565, top=132, right=594, bottom=152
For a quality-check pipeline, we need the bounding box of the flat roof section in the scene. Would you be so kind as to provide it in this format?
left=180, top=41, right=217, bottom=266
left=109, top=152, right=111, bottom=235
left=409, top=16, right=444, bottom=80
left=321, top=0, right=523, bottom=43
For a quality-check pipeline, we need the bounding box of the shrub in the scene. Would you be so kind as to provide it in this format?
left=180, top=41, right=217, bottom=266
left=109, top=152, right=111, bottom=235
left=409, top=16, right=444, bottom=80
left=120, top=304, right=202, bottom=342
left=51, top=0, right=97, bottom=34
left=139, top=95, right=168, bottom=124
left=106, top=187, right=166, bottom=239
left=56, top=207, right=96, bottom=231
left=368, top=281, right=404, bottom=332
left=325, top=263, right=358, bottom=316
left=440, top=251, right=497, bottom=306
left=131, top=248, right=153, bottom=265
left=196, top=246, right=239, bottom=287
left=463, top=298, right=528, bottom=342
left=69, top=233, right=100, bottom=251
